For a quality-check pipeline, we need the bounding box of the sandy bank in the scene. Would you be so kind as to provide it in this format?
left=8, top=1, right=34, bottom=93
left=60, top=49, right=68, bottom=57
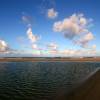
left=66, top=69, right=100, bottom=100
left=0, top=57, right=100, bottom=62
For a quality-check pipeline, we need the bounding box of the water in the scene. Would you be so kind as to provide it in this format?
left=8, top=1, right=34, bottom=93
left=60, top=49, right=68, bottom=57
left=0, top=62, right=99, bottom=100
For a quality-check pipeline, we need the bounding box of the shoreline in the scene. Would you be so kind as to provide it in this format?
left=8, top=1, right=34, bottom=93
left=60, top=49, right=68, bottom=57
left=0, top=57, right=100, bottom=62
left=54, top=69, right=100, bottom=100
left=66, top=69, right=100, bottom=100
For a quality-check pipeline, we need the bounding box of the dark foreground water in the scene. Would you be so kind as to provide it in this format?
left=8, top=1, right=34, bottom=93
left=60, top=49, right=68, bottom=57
left=0, top=62, right=100, bottom=100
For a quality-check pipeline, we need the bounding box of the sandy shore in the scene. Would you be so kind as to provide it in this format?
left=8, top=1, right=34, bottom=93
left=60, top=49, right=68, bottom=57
left=65, top=69, right=100, bottom=100
left=0, top=57, right=100, bottom=62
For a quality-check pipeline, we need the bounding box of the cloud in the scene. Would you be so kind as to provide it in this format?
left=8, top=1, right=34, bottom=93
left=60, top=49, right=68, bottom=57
left=47, top=42, right=58, bottom=50
left=79, top=17, right=87, bottom=26
left=39, top=0, right=56, bottom=14
left=32, top=44, right=38, bottom=49
left=74, top=32, right=94, bottom=47
left=53, top=13, right=91, bottom=39
left=0, top=40, right=9, bottom=53
left=0, top=39, right=18, bottom=55
left=47, top=8, right=58, bottom=19
left=92, top=44, right=96, bottom=50
left=26, top=27, right=42, bottom=53
left=38, top=48, right=97, bottom=57
left=22, top=15, right=30, bottom=24
left=61, top=49, right=76, bottom=55
left=58, top=49, right=97, bottom=57
left=27, top=27, right=40, bottom=43
left=53, top=13, right=95, bottom=48
left=22, top=14, right=33, bottom=26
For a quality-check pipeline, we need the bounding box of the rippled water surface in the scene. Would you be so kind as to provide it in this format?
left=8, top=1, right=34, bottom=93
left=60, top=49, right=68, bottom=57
left=0, top=62, right=100, bottom=100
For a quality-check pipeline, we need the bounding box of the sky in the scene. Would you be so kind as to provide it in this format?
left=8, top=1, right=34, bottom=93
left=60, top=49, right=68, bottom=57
left=0, top=0, right=100, bottom=57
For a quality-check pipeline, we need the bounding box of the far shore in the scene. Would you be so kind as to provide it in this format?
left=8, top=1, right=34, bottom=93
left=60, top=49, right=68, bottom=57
left=0, top=57, right=100, bottom=62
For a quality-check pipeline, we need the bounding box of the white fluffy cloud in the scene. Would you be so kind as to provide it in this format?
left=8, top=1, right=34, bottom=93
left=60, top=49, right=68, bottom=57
left=26, top=27, right=42, bottom=51
left=79, top=17, right=87, bottom=26
left=53, top=13, right=91, bottom=39
left=53, top=13, right=95, bottom=48
left=47, top=8, right=58, bottom=19
left=0, top=40, right=8, bottom=52
left=0, top=40, right=18, bottom=55
left=27, top=28, right=40, bottom=43
left=75, top=32, right=94, bottom=47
